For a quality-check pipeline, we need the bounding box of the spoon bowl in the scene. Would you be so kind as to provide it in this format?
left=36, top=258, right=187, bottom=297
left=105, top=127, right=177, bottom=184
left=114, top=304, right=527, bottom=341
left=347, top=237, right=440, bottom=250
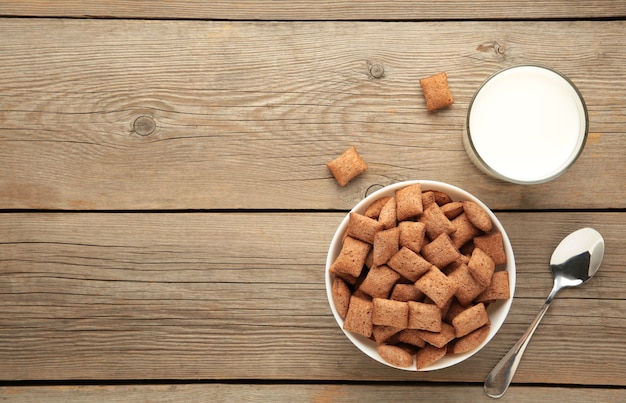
left=484, top=227, right=604, bottom=398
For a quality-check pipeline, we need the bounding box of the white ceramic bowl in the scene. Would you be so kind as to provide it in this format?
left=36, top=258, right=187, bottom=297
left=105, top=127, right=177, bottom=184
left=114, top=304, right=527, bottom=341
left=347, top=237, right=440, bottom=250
left=325, top=180, right=516, bottom=371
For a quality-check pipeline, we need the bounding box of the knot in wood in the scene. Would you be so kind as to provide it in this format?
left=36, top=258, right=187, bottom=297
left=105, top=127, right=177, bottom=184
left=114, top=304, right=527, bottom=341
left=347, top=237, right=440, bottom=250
left=133, top=116, right=156, bottom=136
left=369, top=64, right=385, bottom=79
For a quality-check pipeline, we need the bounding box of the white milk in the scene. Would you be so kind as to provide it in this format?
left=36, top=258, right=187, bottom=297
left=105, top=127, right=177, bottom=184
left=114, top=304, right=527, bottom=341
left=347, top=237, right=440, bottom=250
left=464, top=65, right=588, bottom=184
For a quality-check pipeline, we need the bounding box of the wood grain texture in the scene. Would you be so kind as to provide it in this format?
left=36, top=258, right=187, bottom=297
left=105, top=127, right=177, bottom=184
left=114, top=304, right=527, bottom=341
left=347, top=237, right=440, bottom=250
left=1, top=384, right=625, bottom=403
left=1, top=212, right=623, bottom=384
left=1, top=1, right=626, bottom=20
left=1, top=19, right=625, bottom=210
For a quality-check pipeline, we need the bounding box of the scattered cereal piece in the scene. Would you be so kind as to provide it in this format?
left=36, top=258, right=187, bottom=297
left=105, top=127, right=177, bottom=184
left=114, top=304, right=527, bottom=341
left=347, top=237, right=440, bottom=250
left=419, top=72, right=454, bottom=112
left=377, top=344, right=414, bottom=368
left=326, top=146, right=368, bottom=186
left=343, top=296, right=374, bottom=338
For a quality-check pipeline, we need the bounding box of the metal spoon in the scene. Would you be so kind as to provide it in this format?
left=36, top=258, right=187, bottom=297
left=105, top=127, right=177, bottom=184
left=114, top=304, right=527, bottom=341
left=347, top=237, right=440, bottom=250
left=484, top=227, right=605, bottom=398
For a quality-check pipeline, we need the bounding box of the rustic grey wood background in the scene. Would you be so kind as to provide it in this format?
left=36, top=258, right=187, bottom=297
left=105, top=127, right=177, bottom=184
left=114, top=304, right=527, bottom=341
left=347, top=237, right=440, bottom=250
left=0, top=2, right=625, bottom=402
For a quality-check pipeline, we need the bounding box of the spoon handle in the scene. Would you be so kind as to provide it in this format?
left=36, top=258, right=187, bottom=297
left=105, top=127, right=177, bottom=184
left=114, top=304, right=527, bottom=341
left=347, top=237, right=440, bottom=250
left=484, top=290, right=557, bottom=398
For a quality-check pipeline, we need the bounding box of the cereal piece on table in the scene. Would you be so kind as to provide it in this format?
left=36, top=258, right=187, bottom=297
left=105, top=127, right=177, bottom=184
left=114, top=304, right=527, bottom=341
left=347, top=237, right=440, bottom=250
left=476, top=271, right=510, bottom=303
left=417, top=322, right=456, bottom=348
left=395, top=183, right=423, bottom=221
left=390, top=283, right=425, bottom=302
left=396, top=329, right=426, bottom=348
left=451, top=324, right=491, bottom=354
left=452, top=302, right=490, bottom=338
left=419, top=202, right=457, bottom=240
left=421, top=233, right=462, bottom=269
left=462, top=201, right=493, bottom=232
left=373, top=325, right=402, bottom=345
left=347, top=212, right=384, bottom=244
left=378, top=197, right=397, bottom=230
left=419, top=72, right=454, bottom=112
left=330, top=236, right=371, bottom=279
left=416, top=344, right=447, bottom=369
left=440, top=201, right=464, bottom=220
left=414, top=266, right=457, bottom=309
left=473, top=232, right=507, bottom=266
left=398, top=221, right=426, bottom=254
left=377, top=344, right=414, bottom=368
left=326, top=146, right=368, bottom=187
left=343, top=296, right=374, bottom=338
left=358, top=264, right=401, bottom=299
left=387, top=246, right=432, bottom=282
left=450, top=213, right=481, bottom=249
left=408, top=301, right=442, bottom=332
left=373, top=227, right=400, bottom=267
left=468, top=247, right=495, bottom=288
left=332, top=276, right=352, bottom=318
left=372, top=298, right=409, bottom=329
left=447, top=263, right=487, bottom=306
left=364, top=196, right=391, bottom=219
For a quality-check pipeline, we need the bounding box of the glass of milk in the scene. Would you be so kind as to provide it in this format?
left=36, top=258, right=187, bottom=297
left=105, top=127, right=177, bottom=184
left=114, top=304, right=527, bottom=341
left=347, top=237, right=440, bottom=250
left=464, top=65, right=588, bottom=184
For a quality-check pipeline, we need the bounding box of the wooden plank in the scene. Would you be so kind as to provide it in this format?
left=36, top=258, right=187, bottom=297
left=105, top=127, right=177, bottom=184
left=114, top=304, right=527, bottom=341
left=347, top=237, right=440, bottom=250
left=1, top=19, right=624, bottom=211
left=0, top=383, right=624, bottom=403
left=0, top=212, right=623, bottom=383
left=1, top=1, right=626, bottom=20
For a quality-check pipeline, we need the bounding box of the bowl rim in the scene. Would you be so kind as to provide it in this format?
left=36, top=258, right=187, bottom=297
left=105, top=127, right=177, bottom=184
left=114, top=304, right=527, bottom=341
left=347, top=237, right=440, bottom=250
left=325, top=180, right=516, bottom=371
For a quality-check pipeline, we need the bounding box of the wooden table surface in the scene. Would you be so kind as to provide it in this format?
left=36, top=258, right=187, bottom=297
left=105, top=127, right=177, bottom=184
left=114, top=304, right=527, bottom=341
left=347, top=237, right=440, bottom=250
left=1, top=2, right=625, bottom=402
